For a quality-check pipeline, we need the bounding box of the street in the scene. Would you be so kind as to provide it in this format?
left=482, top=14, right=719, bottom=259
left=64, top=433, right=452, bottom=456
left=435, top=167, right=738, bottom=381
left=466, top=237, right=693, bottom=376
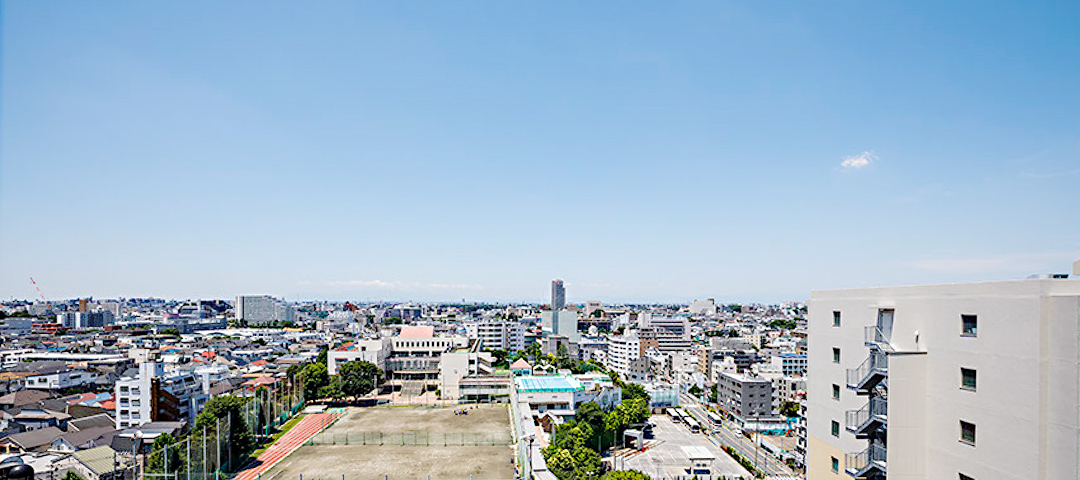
left=679, top=393, right=799, bottom=478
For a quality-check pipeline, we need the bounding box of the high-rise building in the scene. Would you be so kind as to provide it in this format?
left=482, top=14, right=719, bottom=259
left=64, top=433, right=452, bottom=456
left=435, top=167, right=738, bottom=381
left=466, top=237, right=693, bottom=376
left=808, top=274, right=1080, bottom=480
left=235, top=295, right=295, bottom=326
left=542, top=309, right=580, bottom=342
left=551, top=279, right=566, bottom=310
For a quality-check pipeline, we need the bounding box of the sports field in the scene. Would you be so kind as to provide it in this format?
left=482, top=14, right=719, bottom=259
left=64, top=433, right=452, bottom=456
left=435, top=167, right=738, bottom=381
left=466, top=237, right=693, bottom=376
left=263, top=405, right=516, bottom=480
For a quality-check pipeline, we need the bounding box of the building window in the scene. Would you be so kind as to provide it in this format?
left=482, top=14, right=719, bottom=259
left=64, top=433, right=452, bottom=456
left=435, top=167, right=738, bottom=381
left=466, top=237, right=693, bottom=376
left=833, top=311, right=841, bottom=327
left=832, top=384, right=840, bottom=400
left=961, top=314, right=977, bottom=337
left=831, top=456, right=839, bottom=472
left=961, top=368, right=977, bottom=391
left=832, top=348, right=840, bottom=363
left=959, top=474, right=974, bottom=480
left=831, top=420, right=840, bottom=437
left=960, top=420, right=976, bottom=445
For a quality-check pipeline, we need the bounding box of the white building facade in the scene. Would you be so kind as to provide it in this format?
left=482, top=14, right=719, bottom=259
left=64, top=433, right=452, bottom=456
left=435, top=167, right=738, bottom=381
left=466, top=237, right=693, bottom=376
left=807, top=276, right=1080, bottom=480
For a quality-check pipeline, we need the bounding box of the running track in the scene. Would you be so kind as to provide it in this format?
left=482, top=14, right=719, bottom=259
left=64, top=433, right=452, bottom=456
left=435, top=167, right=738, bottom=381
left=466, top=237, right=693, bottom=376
left=233, top=411, right=344, bottom=480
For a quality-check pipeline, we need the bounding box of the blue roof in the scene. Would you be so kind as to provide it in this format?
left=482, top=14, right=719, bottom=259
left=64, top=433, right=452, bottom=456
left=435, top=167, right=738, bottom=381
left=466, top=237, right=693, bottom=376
left=515, top=375, right=583, bottom=393
left=779, top=353, right=806, bottom=358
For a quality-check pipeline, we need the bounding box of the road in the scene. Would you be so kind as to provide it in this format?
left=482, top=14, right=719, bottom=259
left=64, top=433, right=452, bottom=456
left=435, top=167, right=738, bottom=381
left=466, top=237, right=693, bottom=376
left=679, top=393, right=798, bottom=478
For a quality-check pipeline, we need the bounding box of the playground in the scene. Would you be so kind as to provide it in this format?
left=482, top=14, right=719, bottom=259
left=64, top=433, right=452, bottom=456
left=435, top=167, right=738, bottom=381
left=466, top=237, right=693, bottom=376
left=262, top=405, right=516, bottom=480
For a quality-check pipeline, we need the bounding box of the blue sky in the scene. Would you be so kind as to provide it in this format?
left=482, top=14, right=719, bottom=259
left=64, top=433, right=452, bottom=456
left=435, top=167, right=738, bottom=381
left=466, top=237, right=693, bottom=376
left=2, top=1, right=1078, bottom=303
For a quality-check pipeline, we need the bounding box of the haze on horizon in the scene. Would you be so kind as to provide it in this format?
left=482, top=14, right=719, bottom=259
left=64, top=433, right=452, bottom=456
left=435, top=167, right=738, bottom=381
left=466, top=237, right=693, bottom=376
left=2, top=2, right=1078, bottom=304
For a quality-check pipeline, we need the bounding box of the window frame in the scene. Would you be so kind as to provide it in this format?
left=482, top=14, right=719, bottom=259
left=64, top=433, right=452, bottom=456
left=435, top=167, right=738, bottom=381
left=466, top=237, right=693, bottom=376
left=832, top=384, right=840, bottom=400
left=832, top=311, right=841, bottom=327
left=831, top=420, right=840, bottom=437
left=832, top=347, right=841, bottom=364
left=831, top=456, right=839, bottom=473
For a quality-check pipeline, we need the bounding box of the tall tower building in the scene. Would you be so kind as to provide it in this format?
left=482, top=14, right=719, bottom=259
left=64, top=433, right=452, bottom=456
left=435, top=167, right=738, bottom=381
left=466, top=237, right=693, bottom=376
left=807, top=273, right=1080, bottom=480
left=551, top=279, right=566, bottom=310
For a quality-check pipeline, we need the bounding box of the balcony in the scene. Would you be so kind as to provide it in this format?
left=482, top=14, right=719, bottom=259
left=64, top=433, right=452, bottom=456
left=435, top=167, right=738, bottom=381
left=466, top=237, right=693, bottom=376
left=863, top=327, right=895, bottom=353
left=845, top=443, right=886, bottom=478
left=845, top=396, right=887, bottom=438
left=846, top=351, right=887, bottom=391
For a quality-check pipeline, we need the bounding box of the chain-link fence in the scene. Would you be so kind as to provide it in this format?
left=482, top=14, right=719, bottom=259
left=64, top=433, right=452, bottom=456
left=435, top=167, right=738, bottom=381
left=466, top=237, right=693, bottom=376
left=141, top=382, right=305, bottom=480
left=304, top=431, right=511, bottom=447
left=141, top=418, right=232, bottom=480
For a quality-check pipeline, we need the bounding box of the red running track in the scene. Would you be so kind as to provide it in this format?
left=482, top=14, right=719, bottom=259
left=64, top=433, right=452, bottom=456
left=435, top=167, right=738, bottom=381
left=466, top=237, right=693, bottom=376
left=233, top=411, right=344, bottom=480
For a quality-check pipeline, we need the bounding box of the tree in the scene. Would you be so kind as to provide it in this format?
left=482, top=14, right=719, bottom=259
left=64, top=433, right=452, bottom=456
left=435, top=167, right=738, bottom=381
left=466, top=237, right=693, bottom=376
left=196, top=395, right=254, bottom=456
left=62, top=471, right=85, bottom=480
left=490, top=349, right=510, bottom=369
left=316, top=348, right=328, bottom=365
left=622, top=383, right=650, bottom=404
left=302, top=362, right=329, bottom=400
left=688, top=384, right=702, bottom=397
left=317, top=375, right=343, bottom=399
left=339, top=360, right=380, bottom=397
left=600, top=470, right=651, bottom=480
left=781, top=400, right=800, bottom=418
left=526, top=342, right=542, bottom=362
left=575, top=402, right=607, bottom=449
left=146, top=433, right=184, bottom=473
left=590, top=309, right=604, bottom=318
left=160, top=328, right=180, bottom=337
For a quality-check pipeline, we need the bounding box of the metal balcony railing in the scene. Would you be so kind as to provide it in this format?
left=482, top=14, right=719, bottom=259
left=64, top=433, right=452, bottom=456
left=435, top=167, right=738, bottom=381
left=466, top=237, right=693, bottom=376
left=845, top=443, right=887, bottom=476
left=845, top=396, right=887, bottom=435
left=864, top=326, right=889, bottom=345
left=846, top=351, right=888, bottom=390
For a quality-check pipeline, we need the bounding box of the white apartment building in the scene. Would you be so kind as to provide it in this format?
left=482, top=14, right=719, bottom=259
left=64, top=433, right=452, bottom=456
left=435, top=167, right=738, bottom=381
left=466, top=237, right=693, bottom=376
left=769, top=353, right=807, bottom=377
left=235, top=295, right=295, bottom=326
left=606, top=331, right=641, bottom=380
left=465, top=319, right=525, bottom=352
left=808, top=274, right=1080, bottom=480
left=114, top=362, right=209, bottom=429
left=327, top=338, right=391, bottom=375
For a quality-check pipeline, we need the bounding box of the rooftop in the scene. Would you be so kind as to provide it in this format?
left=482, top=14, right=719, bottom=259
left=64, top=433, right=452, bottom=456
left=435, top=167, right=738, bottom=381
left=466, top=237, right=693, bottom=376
left=515, top=375, right=583, bottom=393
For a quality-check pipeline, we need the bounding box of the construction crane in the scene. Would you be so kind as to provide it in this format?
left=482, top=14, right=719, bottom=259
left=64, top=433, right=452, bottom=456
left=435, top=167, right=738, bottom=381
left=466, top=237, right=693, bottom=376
left=29, top=277, right=49, bottom=310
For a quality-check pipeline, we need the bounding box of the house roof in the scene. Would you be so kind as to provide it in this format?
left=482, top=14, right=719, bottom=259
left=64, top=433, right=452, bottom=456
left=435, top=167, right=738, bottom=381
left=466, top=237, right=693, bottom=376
left=56, top=426, right=118, bottom=449
left=510, top=359, right=532, bottom=369
left=72, top=445, right=122, bottom=476
left=0, top=390, right=50, bottom=406
left=69, top=413, right=115, bottom=431
left=4, top=426, right=64, bottom=449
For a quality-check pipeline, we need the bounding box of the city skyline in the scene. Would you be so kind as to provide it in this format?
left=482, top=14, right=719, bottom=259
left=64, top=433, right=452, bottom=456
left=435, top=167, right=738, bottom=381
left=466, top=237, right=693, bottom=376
left=3, top=2, right=1079, bottom=303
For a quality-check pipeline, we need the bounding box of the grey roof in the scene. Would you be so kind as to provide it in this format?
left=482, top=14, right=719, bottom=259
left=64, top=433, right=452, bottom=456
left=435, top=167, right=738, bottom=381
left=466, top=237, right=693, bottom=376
left=0, top=390, right=51, bottom=407
left=3, top=426, right=64, bottom=449
left=55, top=426, right=118, bottom=450
left=69, top=413, right=115, bottom=431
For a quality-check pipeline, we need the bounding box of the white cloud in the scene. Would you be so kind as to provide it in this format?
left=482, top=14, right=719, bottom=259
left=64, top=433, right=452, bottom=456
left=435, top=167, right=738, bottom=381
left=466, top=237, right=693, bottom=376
left=841, top=151, right=876, bottom=169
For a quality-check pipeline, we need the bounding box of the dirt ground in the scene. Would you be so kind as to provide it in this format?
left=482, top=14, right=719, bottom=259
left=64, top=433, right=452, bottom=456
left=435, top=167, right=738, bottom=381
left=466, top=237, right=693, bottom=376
left=264, top=405, right=516, bottom=480
left=328, top=404, right=509, bottom=434
left=264, top=445, right=516, bottom=480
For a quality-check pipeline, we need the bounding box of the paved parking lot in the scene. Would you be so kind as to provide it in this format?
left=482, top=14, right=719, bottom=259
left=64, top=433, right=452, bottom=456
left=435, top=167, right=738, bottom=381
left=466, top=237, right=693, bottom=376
left=621, top=414, right=751, bottom=479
